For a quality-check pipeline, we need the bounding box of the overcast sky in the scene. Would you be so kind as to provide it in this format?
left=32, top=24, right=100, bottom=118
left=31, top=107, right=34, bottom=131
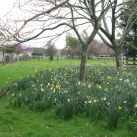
left=0, top=0, right=67, bottom=49
left=0, top=0, right=113, bottom=49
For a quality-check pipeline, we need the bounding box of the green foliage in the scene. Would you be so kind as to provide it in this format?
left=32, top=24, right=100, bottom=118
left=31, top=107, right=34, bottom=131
left=45, top=43, right=57, bottom=60
left=31, top=48, right=43, bottom=56
left=2, top=44, right=16, bottom=53
left=127, top=115, right=137, bottom=131
left=1, top=60, right=137, bottom=136
left=66, top=33, right=80, bottom=49
left=60, top=47, right=71, bottom=56
left=1, top=63, right=135, bottom=131
left=21, top=54, right=30, bottom=61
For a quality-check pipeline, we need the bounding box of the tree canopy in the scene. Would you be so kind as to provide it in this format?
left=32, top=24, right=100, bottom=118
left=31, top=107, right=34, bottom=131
left=66, top=33, right=80, bottom=49
left=45, top=43, right=58, bottom=60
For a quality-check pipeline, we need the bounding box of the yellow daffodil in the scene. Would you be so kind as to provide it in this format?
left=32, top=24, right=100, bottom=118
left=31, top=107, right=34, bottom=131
left=53, top=88, right=56, bottom=93
left=88, top=84, right=91, bottom=88
left=98, top=85, right=102, bottom=89
left=41, top=88, right=44, bottom=92
left=47, top=83, right=50, bottom=87
left=56, top=85, right=61, bottom=89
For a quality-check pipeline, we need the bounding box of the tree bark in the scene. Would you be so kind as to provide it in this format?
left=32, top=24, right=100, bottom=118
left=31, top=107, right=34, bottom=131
left=115, top=47, right=123, bottom=69
left=80, top=54, right=87, bottom=81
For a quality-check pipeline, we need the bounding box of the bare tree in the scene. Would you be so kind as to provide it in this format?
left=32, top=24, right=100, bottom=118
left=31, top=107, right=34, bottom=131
left=99, top=42, right=114, bottom=55
left=98, top=0, right=137, bottom=68
left=87, top=39, right=99, bottom=57
left=1, top=0, right=136, bottom=80
left=0, top=0, right=69, bottom=46
left=71, top=45, right=82, bottom=59
left=1, top=0, right=112, bottom=81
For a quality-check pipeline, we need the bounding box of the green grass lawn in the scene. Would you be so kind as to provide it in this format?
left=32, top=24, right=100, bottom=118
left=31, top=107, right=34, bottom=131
left=0, top=58, right=80, bottom=88
left=0, top=58, right=114, bottom=88
left=0, top=58, right=137, bottom=137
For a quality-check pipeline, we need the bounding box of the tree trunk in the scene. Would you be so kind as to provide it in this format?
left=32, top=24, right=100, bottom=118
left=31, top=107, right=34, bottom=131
left=80, top=54, right=87, bottom=81
left=115, top=48, right=123, bottom=69
left=50, top=56, right=53, bottom=61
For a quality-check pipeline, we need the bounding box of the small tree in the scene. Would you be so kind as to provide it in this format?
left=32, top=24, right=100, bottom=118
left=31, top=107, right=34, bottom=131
left=66, top=33, right=81, bottom=49
left=31, top=48, right=42, bottom=57
left=45, top=43, right=57, bottom=61
left=16, top=44, right=23, bottom=54
left=60, top=47, right=70, bottom=57
left=3, top=44, right=16, bottom=54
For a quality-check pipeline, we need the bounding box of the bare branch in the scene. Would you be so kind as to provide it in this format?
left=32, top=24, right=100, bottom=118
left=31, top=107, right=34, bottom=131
left=0, top=0, right=69, bottom=47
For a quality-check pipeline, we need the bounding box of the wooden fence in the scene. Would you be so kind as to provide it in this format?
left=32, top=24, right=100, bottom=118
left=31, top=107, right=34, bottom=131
left=123, top=56, right=137, bottom=67
left=97, top=55, right=112, bottom=61
left=0, top=55, right=41, bottom=65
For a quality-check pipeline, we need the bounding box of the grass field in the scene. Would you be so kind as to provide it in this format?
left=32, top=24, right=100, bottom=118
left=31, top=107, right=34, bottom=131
left=0, top=58, right=80, bottom=88
left=0, top=58, right=137, bottom=137
left=0, top=58, right=111, bottom=88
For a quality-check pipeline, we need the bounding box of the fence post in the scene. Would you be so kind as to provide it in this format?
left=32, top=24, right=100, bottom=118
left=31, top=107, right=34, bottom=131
left=126, top=57, right=128, bottom=65
left=133, top=57, right=135, bottom=65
